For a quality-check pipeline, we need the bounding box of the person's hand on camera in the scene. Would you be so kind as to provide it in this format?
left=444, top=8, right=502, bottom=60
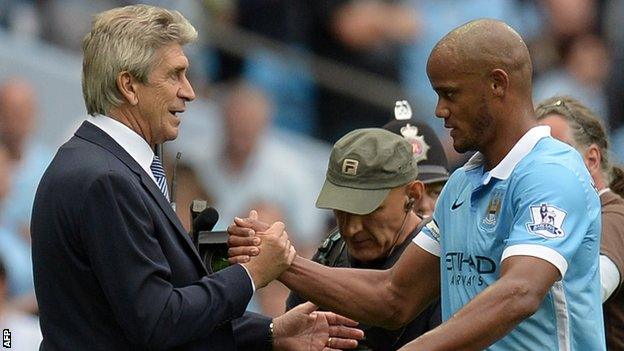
left=241, top=221, right=296, bottom=289
left=273, top=302, right=364, bottom=351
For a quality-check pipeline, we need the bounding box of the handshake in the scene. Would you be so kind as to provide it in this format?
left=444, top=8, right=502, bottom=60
left=227, top=210, right=292, bottom=289
left=227, top=211, right=364, bottom=351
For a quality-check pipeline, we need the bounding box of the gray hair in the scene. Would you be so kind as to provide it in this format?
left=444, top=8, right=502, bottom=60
left=82, top=4, right=197, bottom=116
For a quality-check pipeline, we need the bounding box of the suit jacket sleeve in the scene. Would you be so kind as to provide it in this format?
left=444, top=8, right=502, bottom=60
left=78, top=171, right=253, bottom=350
left=233, top=311, right=272, bottom=351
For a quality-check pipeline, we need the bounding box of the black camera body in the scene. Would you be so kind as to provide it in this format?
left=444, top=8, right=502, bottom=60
left=197, top=231, right=230, bottom=273
left=190, top=199, right=230, bottom=274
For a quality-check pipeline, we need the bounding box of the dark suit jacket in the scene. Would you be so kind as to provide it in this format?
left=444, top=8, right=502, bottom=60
left=31, top=122, right=270, bottom=350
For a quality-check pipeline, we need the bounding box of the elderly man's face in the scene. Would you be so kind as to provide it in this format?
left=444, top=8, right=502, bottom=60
left=135, top=42, right=195, bottom=145
left=333, top=186, right=411, bottom=262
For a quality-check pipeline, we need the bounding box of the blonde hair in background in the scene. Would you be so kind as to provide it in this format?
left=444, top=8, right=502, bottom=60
left=82, top=4, right=197, bottom=116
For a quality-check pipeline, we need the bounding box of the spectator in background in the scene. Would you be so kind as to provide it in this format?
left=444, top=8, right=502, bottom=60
left=192, top=81, right=327, bottom=248
left=0, top=78, right=52, bottom=311
left=603, top=0, right=624, bottom=162
left=541, top=0, right=598, bottom=41
left=533, top=34, right=610, bottom=124
left=536, top=96, right=624, bottom=350
left=299, top=0, right=418, bottom=143
left=202, top=0, right=317, bottom=135
left=0, top=140, right=35, bottom=315
left=0, top=78, right=52, bottom=234
left=1, top=140, right=41, bottom=346
left=0, top=141, right=11, bottom=222
left=0, top=256, right=42, bottom=351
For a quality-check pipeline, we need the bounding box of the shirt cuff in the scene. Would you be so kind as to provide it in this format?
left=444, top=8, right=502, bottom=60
left=501, top=244, right=568, bottom=278
left=413, top=232, right=441, bottom=257
left=240, top=264, right=256, bottom=293
left=600, top=254, right=620, bottom=302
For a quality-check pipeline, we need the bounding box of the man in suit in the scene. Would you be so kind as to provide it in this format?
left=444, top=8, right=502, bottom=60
left=31, top=5, right=361, bottom=351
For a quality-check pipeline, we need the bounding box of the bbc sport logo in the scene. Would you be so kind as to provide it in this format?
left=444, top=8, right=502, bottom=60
left=2, top=329, right=10, bottom=348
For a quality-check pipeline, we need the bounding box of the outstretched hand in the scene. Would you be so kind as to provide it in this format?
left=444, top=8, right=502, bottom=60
left=273, top=302, right=364, bottom=351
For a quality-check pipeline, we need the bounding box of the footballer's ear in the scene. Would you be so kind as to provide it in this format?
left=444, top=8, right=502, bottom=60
left=489, top=68, right=509, bottom=98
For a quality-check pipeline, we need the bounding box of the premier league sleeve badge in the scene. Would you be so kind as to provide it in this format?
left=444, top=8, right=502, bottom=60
left=525, top=203, right=567, bottom=238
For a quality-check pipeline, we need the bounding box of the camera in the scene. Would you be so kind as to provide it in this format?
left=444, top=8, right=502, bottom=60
left=190, top=199, right=230, bottom=273
left=197, top=231, right=230, bottom=273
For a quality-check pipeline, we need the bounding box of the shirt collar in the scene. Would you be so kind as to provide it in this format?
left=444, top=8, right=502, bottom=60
left=86, top=115, right=155, bottom=179
left=464, top=125, right=551, bottom=185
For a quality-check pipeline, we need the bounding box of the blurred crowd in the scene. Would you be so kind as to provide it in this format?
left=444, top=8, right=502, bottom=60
left=0, top=0, right=623, bottom=346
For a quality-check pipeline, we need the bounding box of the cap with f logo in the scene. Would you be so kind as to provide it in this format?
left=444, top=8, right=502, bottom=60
left=316, top=128, right=418, bottom=215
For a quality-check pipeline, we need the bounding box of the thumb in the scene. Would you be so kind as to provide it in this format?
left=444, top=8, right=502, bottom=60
left=293, top=301, right=319, bottom=315
left=268, top=221, right=286, bottom=233
left=249, top=210, right=259, bottom=220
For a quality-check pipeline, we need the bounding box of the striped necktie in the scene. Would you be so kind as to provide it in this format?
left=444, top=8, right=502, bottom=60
left=150, top=156, right=169, bottom=200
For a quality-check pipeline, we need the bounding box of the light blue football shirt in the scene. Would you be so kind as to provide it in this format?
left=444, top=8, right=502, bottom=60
left=414, top=126, right=604, bottom=350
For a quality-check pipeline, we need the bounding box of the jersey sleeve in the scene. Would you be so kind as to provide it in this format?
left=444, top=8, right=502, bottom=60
left=501, top=162, right=600, bottom=279
left=413, top=183, right=451, bottom=257
left=413, top=217, right=441, bottom=257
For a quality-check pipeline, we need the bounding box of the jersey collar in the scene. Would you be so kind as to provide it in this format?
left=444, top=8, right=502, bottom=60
left=464, top=125, right=551, bottom=185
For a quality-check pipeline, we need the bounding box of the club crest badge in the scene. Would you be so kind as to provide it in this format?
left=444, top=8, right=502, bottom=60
left=526, top=203, right=567, bottom=238
left=482, top=189, right=504, bottom=228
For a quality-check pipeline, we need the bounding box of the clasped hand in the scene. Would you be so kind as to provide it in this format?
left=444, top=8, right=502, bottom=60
left=227, top=211, right=365, bottom=350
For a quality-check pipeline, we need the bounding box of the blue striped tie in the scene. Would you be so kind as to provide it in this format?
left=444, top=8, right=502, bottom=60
left=150, top=156, right=169, bottom=200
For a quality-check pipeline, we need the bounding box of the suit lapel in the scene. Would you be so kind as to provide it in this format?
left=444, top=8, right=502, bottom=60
left=75, top=122, right=207, bottom=273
